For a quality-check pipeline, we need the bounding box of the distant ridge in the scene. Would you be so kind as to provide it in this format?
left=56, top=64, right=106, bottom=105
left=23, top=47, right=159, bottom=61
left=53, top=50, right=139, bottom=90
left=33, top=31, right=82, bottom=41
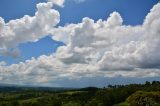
left=0, top=83, right=18, bottom=87
left=0, top=83, right=76, bottom=92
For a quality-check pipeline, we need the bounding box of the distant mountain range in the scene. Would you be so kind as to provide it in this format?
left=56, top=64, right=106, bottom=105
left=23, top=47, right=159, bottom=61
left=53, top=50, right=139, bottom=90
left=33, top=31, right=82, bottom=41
left=0, top=83, right=76, bottom=92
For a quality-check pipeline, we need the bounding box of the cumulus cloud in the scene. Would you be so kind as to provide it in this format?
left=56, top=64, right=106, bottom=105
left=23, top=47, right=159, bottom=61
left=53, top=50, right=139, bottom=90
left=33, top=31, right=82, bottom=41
left=0, top=2, right=60, bottom=51
left=52, top=3, right=160, bottom=71
left=0, top=2, right=160, bottom=86
left=48, top=0, right=65, bottom=7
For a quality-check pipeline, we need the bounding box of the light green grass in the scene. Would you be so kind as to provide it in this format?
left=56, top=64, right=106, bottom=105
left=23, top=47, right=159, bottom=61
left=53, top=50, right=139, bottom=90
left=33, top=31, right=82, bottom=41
left=113, top=102, right=129, bottom=106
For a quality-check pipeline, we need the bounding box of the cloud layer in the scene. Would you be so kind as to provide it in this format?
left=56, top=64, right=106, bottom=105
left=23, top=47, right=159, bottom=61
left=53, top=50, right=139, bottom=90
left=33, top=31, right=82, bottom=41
left=0, top=2, right=160, bottom=86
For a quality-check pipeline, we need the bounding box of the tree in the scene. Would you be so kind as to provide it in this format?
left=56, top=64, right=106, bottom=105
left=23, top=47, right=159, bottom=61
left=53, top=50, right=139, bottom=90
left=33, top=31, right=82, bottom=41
left=145, top=81, right=151, bottom=86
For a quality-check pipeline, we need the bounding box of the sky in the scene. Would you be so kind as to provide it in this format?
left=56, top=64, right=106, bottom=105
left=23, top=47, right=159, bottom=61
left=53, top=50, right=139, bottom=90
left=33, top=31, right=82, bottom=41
left=0, top=0, right=160, bottom=87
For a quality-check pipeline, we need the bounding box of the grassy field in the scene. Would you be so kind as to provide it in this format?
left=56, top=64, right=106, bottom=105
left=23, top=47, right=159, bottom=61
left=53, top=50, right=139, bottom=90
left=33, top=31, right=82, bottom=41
left=113, top=102, right=129, bottom=106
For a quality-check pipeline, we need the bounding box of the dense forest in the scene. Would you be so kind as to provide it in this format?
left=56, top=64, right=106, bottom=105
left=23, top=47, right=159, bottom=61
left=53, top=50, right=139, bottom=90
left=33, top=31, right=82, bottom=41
left=0, top=81, right=160, bottom=106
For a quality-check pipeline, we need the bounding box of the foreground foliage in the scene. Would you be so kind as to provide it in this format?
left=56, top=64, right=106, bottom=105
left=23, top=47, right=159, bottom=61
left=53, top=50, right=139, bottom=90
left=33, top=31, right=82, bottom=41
left=127, top=91, right=160, bottom=106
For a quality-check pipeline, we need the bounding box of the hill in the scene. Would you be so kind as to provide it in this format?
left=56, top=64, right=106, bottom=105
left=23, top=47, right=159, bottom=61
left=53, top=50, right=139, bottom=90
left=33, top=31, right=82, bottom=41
left=0, top=81, right=159, bottom=106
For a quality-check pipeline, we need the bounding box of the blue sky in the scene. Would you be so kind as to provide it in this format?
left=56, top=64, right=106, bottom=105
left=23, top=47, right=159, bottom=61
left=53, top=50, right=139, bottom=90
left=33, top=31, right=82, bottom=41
left=0, top=0, right=158, bottom=25
left=0, top=0, right=160, bottom=87
left=0, top=0, right=159, bottom=65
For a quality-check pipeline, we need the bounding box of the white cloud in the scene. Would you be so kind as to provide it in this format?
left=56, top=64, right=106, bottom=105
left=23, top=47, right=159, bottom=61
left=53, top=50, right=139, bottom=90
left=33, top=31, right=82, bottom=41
left=48, top=0, right=65, bottom=7
left=0, top=2, right=160, bottom=86
left=52, top=3, right=160, bottom=71
left=0, top=2, right=60, bottom=50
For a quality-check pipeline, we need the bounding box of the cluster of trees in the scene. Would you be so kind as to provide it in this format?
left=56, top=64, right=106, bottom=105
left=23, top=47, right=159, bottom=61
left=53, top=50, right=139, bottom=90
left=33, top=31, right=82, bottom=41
left=0, top=81, right=159, bottom=106
left=86, top=81, right=160, bottom=106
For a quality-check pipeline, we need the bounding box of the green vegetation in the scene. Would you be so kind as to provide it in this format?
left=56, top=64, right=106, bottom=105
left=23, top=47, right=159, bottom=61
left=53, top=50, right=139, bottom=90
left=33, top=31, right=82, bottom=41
left=127, top=91, right=160, bottom=106
left=0, top=81, right=160, bottom=106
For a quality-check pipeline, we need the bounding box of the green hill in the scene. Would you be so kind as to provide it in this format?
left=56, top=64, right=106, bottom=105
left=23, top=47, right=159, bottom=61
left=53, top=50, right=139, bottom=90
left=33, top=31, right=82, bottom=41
left=0, top=81, right=160, bottom=106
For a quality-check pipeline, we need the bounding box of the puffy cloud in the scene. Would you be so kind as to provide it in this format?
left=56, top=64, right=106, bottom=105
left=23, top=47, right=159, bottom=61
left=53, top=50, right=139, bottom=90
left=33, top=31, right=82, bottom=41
left=0, top=3, right=160, bottom=86
left=52, top=3, right=160, bottom=71
left=48, top=0, right=65, bottom=7
left=52, top=13, right=140, bottom=70
left=0, top=2, right=60, bottom=50
left=106, top=12, right=123, bottom=27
